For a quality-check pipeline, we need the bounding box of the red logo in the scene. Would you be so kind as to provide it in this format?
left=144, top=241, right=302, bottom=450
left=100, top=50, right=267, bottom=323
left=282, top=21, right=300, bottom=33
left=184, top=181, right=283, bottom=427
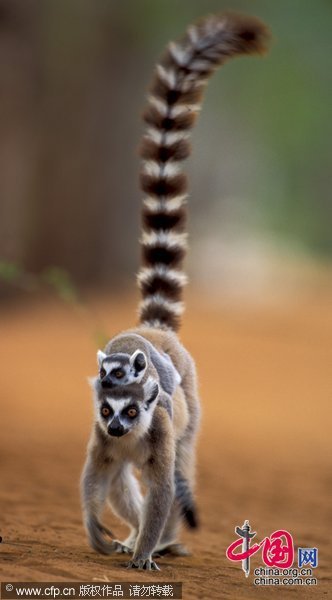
left=226, top=520, right=294, bottom=577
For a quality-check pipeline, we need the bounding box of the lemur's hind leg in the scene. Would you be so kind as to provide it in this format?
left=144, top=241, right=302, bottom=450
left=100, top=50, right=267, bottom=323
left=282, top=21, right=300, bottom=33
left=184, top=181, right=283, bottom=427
left=174, top=372, right=201, bottom=531
left=155, top=420, right=199, bottom=557
left=155, top=500, right=181, bottom=551
left=108, top=464, right=143, bottom=552
left=154, top=501, right=190, bottom=557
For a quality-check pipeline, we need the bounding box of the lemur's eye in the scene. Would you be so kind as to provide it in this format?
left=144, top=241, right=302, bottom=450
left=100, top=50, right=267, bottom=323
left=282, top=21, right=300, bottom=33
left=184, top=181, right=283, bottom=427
left=101, top=406, right=111, bottom=418
left=127, top=407, right=137, bottom=418
left=100, top=368, right=106, bottom=379
left=114, top=370, right=124, bottom=379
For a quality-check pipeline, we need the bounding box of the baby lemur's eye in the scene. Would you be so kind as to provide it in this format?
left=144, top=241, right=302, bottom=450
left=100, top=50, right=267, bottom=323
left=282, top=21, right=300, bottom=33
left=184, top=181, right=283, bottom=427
left=100, top=368, right=106, bottom=379
left=101, top=405, right=111, bottom=418
left=113, top=370, right=124, bottom=379
left=127, top=407, right=138, bottom=418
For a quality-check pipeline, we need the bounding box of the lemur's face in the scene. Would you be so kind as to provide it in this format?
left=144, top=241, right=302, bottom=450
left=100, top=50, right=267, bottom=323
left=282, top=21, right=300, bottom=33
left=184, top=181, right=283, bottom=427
left=97, top=350, right=147, bottom=388
left=93, top=379, right=159, bottom=439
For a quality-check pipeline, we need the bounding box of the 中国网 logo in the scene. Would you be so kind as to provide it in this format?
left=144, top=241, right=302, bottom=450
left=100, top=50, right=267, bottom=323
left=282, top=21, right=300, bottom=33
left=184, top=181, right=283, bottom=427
left=226, top=520, right=318, bottom=586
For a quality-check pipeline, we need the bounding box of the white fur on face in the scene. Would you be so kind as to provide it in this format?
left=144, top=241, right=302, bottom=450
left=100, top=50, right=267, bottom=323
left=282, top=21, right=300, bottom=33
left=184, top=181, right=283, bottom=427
left=130, top=407, right=155, bottom=440
left=94, top=394, right=158, bottom=440
left=105, top=397, right=132, bottom=415
left=102, top=361, right=122, bottom=376
left=95, top=397, right=131, bottom=429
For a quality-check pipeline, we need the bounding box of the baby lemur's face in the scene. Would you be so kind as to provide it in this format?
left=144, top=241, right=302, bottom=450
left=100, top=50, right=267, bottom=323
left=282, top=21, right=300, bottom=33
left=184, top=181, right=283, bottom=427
left=97, top=349, right=147, bottom=388
left=93, top=377, right=159, bottom=439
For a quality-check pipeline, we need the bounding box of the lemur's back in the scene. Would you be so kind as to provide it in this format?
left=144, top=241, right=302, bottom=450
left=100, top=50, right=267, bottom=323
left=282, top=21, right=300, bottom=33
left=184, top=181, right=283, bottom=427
left=117, top=325, right=198, bottom=436
left=82, top=11, right=270, bottom=570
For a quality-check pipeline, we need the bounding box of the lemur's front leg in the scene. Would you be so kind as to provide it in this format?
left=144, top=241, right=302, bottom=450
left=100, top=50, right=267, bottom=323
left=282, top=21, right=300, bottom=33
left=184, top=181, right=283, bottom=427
left=127, top=407, right=175, bottom=570
left=81, top=454, right=122, bottom=555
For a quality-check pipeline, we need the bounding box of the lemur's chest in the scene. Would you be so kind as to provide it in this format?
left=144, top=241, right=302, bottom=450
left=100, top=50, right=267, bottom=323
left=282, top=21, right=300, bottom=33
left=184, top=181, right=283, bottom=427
left=106, top=434, right=151, bottom=468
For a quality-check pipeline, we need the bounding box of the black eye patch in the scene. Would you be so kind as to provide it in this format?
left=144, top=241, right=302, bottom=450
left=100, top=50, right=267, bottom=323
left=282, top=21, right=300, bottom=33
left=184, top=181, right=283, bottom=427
left=122, top=405, right=139, bottom=419
left=100, top=404, right=113, bottom=419
left=111, top=368, right=125, bottom=379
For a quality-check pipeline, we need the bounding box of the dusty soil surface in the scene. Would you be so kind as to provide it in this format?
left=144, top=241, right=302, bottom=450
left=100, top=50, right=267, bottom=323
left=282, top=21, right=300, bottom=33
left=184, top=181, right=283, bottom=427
left=0, top=294, right=331, bottom=599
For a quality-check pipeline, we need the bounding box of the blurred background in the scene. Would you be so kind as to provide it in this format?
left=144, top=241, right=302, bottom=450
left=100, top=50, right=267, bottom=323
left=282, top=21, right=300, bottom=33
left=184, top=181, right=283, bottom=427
left=0, top=1, right=331, bottom=594
left=0, top=0, right=331, bottom=301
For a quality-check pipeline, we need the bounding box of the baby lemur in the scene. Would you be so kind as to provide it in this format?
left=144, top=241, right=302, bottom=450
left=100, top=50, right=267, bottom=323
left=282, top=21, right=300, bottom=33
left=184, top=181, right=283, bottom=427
left=81, top=11, right=270, bottom=570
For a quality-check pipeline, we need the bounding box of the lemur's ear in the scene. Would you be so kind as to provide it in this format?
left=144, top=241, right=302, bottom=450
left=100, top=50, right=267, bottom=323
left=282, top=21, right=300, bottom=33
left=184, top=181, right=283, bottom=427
left=130, top=350, right=147, bottom=374
left=144, top=379, right=159, bottom=407
left=97, top=350, right=107, bottom=367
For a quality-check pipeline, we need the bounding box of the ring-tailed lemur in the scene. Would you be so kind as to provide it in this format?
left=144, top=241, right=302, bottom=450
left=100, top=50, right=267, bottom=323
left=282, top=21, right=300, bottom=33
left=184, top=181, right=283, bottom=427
left=81, top=11, right=270, bottom=570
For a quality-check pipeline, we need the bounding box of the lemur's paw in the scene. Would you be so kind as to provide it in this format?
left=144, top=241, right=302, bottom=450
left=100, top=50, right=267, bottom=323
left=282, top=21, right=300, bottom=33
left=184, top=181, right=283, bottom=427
left=111, top=540, right=131, bottom=554
left=127, top=558, right=160, bottom=571
left=153, top=543, right=191, bottom=558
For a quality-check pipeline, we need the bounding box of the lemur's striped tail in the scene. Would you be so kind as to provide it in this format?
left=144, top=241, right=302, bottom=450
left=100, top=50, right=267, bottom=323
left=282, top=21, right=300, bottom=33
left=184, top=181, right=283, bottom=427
left=137, top=12, right=270, bottom=331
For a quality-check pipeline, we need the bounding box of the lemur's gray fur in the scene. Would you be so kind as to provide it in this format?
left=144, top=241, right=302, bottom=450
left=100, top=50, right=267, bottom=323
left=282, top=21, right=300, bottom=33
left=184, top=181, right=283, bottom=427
left=81, top=11, right=270, bottom=571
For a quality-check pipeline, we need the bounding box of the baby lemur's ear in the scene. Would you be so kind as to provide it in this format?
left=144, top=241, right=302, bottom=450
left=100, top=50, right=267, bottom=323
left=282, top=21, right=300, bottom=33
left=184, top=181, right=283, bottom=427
left=143, top=379, right=159, bottom=407
left=97, top=350, right=107, bottom=367
left=130, top=350, right=147, bottom=374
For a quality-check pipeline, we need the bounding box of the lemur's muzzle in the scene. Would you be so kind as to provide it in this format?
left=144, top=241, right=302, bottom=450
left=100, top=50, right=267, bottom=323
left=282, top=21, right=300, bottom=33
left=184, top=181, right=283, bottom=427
left=101, top=376, right=113, bottom=389
left=107, top=416, right=127, bottom=438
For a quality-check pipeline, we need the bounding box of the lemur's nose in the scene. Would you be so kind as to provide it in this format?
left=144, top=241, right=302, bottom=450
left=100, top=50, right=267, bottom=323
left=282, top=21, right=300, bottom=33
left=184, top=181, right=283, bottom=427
left=101, top=376, right=112, bottom=388
left=108, top=417, right=126, bottom=437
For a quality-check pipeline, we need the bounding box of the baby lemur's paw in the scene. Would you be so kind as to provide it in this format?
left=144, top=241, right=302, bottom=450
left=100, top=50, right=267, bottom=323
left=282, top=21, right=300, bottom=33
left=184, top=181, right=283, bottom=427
left=127, top=557, right=160, bottom=571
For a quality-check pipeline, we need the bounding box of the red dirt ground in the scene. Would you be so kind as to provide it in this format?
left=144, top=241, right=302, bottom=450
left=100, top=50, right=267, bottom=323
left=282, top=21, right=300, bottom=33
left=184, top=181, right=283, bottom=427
left=0, top=294, right=331, bottom=599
